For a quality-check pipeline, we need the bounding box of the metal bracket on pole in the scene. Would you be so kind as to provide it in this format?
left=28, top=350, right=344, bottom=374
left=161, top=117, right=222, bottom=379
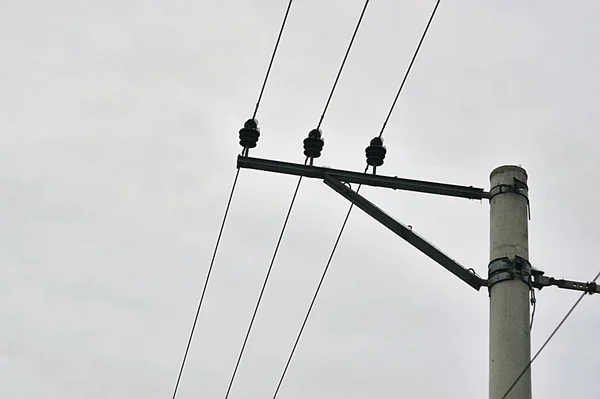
left=487, top=256, right=532, bottom=289
left=530, top=268, right=599, bottom=294
left=322, top=174, right=485, bottom=291
left=489, top=260, right=600, bottom=294
left=237, top=156, right=489, bottom=200
left=489, top=177, right=531, bottom=220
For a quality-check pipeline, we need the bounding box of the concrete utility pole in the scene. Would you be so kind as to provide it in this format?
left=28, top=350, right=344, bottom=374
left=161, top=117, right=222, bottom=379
left=488, top=166, right=531, bottom=399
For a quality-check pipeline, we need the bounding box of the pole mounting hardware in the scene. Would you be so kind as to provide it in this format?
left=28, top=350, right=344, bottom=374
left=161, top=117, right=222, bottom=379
left=323, top=174, right=485, bottom=291
left=531, top=268, right=599, bottom=294
left=237, top=156, right=489, bottom=200
left=487, top=256, right=532, bottom=289
left=489, top=177, right=531, bottom=220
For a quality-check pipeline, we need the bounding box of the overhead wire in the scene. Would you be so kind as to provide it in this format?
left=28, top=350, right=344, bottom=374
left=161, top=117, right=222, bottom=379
left=500, top=269, right=600, bottom=399
left=253, top=0, right=294, bottom=120
left=272, top=184, right=362, bottom=399
left=224, top=1, right=372, bottom=396
left=224, top=163, right=306, bottom=399
left=171, top=169, right=241, bottom=399
left=378, top=0, right=441, bottom=138
left=271, top=1, right=442, bottom=396
left=171, top=2, right=294, bottom=397
left=316, top=0, right=370, bottom=130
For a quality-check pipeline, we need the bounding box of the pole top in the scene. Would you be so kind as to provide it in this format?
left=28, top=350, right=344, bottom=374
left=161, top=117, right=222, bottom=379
left=490, top=165, right=528, bottom=181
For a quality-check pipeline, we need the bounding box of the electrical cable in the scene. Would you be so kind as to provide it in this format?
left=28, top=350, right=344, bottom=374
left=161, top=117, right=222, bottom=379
left=500, top=269, right=600, bottom=399
left=171, top=169, right=241, bottom=399
left=172, top=3, right=294, bottom=396
left=271, top=1, right=442, bottom=394
left=253, top=0, right=294, bottom=120
left=225, top=2, right=371, bottom=395
left=529, top=284, right=537, bottom=331
left=224, top=161, right=306, bottom=399
left=378, top=0, right=441, bottom=138
left=316, top=0, right=370, bottom=130
left=272, top=182, right=364, bottom=399
left=530, top=296, right=537, bottom=331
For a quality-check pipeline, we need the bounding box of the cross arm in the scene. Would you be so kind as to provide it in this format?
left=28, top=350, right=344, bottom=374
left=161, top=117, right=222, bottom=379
left=237, top=156, right=489, bottom=200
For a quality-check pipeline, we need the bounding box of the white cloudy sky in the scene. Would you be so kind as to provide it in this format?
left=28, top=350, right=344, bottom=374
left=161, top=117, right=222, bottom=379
left=1, top=0, right=599, bottom=398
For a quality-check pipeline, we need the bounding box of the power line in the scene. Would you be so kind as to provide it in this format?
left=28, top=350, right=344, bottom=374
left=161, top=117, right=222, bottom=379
left=253, top=0, right=294, bottom=120
left=500, top=269, right=600, bottom=399
left=272, top=183, right=363, bottom=399
left=171, top=3, right=294, bottom=394
left=171, top=169, right=241, bottom=399
left=224, top=166, right=306, bottom=399
left=271, top=1, right=442, bottom=393
left=317, top=0, right=370, bottom=130
left=378, top=0, right=441, bottom=138
left=225, top=2, right=371, bottom=394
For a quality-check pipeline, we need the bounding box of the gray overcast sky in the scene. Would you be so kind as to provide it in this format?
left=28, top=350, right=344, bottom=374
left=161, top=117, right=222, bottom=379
left=1, top=0, right=599, bottom=398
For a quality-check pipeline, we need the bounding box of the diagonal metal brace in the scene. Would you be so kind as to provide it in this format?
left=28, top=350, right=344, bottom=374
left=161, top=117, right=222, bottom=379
left=323, top=175, right=485, bottom=291
left=237, top=156, right=489, bottom=200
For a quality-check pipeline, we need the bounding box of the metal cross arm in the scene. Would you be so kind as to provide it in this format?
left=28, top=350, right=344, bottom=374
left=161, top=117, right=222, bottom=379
left=237, top=156, right=489, bottom=200
left=323, top=175, right=485, bottom=291
left=531, top=268, right=598, bottom=294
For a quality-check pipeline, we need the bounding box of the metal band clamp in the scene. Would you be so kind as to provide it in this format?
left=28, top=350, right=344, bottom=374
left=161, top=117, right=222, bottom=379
left=489, top=177, right=531, bottom=220
left=488, top=256, right=532, bottom=289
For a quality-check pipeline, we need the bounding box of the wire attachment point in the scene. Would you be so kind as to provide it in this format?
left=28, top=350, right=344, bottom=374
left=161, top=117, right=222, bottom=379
left=365, top=137, right=387, bottom=174
left=303, top=129, right=325, bottom=165
left=240, top=119, right=260, bottom=157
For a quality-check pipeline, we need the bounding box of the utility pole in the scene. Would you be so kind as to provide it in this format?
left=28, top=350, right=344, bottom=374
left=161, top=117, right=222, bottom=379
left=236, top=121, right=599, bottom=398
left=488, top=166, right=531, bottom=399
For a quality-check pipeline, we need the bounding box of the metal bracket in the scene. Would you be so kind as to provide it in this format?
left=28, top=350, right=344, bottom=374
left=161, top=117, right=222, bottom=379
left=487, top=256, right=532, bottom=289
left=323, top=174, right=485, bottom=291
left=237, top=156, right=489, bottom=200
left=531, top=270, right=598, bottom=294
left=489, top=177, right=531, bottom=220
left=487, top=259, right=599, bottom=295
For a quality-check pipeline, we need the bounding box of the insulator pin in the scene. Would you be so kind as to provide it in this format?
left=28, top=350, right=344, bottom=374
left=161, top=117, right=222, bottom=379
left=365, top=137, right=387, bottom=167
left=303, top=129, right=325, bottom=162
left=239, top=119, right=260, bottom=156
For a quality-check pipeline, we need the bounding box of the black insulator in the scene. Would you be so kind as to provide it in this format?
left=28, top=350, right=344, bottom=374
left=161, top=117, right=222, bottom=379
left=365, top=136, right=387, bottom=167
left=239, top=118, right=260, bottom=150
left=303, top=128, right=325, bottom=159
